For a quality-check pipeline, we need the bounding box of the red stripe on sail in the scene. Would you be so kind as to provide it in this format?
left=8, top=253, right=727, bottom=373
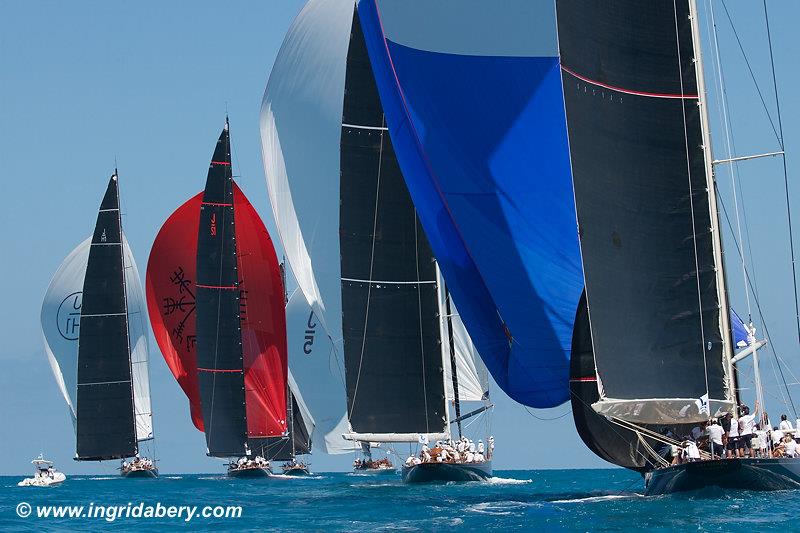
left=196, top=284, right=237, bottom=290
left=570, top=376, right=598, bottom=382
left=197, top=367, right=242, bottom=373
left=202, top=202, right=233, bottom=207
left=561, top=66, right=699, bottom=100
left=210, top=161, right=231, bottom=166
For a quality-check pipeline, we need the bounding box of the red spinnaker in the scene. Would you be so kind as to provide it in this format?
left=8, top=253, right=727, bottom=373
left=146, top=193, right=204, bottom=431
left=146, top=184, right=288, bottom=437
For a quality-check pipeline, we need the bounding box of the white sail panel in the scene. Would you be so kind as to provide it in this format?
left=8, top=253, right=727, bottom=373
left=123, top=238, right=153, bottom=442
left=285, top=289, right=357, bottom=454
left=288, top=369, right=315, bottom=443
left=41, top=236, right=153, bottom=440
left=41, top=238, right=91, bottom=427
left=443, top=299, right=490, bottom=403
left=259, top=0, right=354, bottom=345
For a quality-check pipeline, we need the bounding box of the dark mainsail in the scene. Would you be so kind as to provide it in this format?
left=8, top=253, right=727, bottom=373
left=339, top=11, right=446, bottom=437
left=76, top=175, right=137, bottom=460
left=196, top=122, right=249, bottom=457
left=556, top=0, right=732, bottom=423
left=570, top=292, right=651, bottom=472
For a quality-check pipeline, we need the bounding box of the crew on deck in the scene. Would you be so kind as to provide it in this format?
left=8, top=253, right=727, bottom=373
left=407, top=436, right=492, bottom=466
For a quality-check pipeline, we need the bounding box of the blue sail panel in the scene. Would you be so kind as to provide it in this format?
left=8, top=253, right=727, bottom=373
left=357, top=0, right=584, bottom=407
left=730, top=309, right=749, bottom=349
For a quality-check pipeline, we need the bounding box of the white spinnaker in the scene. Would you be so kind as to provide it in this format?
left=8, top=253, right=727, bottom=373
left=285, top=289, right=358, bottom=454
left=288, top=369, right=315, bottom=444
left=41, top=236, right=153, bottom=441
left=259, top=0, right=353, bottom=347
left=41, top=238, right=90, bottom=427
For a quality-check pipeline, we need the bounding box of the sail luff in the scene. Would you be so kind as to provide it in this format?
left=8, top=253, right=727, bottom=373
left=688, top=0, right=736, bottom=406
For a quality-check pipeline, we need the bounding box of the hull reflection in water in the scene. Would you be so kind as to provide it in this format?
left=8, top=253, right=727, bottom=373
left=401, top=461, right=492, bottom=483
left=644, top=458, right=800, bottom=495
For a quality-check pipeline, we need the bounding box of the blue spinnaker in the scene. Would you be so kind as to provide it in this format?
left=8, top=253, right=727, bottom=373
left=357, top=0, right=584, bottom=407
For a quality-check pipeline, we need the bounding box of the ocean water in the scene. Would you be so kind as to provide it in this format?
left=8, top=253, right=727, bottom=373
left=1, top=468, right=796, bottom=531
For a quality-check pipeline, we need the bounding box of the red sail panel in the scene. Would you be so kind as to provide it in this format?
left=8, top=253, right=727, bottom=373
left=234, top=182, right=288, bottom=437
left=145, top=193, right=204, bottom=431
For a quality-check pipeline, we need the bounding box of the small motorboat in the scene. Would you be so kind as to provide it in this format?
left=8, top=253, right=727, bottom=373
left=18, top=455, right=66, bottom=487
left=120, top=457, right=159, bottom=479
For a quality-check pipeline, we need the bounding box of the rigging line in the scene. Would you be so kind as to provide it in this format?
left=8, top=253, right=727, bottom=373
left=348, top=115, right=385, bottom=420
left=522, top=406, right=571, bottom=421
left=718, top=0, right=781, bottom=144
left=709, top=0, right=752, bottom=320
left=414, top=210, right=430, bottom=434
left=762, top=0, right=800, bottom=360
left=717, top=187, right=798, bottom=416
left=677, top=0, right=711, bottom=402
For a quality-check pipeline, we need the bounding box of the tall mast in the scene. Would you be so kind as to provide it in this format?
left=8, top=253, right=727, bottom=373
left=444, top=285, right=462, bottom=439
left=688, top=0, right=736, bottom=408
left=116, top=171, right=138, bottom=457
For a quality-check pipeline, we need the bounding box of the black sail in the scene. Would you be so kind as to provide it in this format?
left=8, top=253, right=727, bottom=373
left=196, top=124, right=248, bottom=457
left=570, top=292, right=651, bottom=472
left=339, top=11, right=446, bottom=436
left=76, top=175, right=137, bottom=460
left=556, top=0, right=730, bottom=423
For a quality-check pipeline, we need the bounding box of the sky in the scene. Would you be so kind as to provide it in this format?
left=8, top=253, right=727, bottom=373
left=1, top=1, right=799, bottom=476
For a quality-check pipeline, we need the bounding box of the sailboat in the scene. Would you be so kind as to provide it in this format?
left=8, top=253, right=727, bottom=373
left=554, top=0, right=800, bottom=494
left=260, top=0, right=494, bottom=482
left=146, top=119, right=288, bottom=478
left=41, top=173, right=157, bottom=478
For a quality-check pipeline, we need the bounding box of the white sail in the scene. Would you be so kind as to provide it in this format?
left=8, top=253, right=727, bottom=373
left=259, top=0, right=353, bottom=345
left=285, top=289, right=358, bottom=454
left=123, top=239, right=153, bottom=442
left=288, top=369, right=315, bottom=444
left=443, top=302, right=490, bottom=404
left=41, top=238, right=90, bottom=427
left=41, top=236, right=153, bottom=441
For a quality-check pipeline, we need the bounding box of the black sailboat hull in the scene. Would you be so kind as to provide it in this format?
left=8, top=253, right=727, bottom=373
left=282, top=466, right=311, bottom=477
left=227, top=465, right=272, bottom=479
left=401, top=461, right=492, bottom=483
left=121, top=468, right=158, bottom=479
left=644, top=458, right=800, bottom=495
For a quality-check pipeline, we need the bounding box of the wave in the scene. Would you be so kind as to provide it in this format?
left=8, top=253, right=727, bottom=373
left=551, top=493, right=643, bottom=504
left=486, top=476, right=533, bottom=485
left=466, top=501, right=536, bottom=516
left=270, top=474, right=325, bottom=480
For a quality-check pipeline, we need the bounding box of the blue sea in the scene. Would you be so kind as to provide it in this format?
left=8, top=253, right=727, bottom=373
left=1, top=469, right=795, bottom=531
